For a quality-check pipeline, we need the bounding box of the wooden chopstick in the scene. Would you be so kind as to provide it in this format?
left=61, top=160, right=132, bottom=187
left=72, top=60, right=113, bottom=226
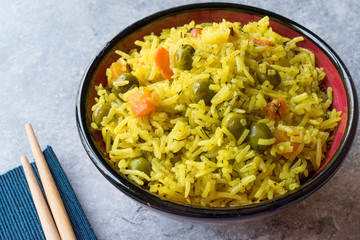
left=25, top=123, right=77, bottom=240
left=21, top=155, right=61, bottom=240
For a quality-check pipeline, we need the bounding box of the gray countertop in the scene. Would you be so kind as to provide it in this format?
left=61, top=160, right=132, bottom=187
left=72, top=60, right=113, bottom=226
left=1, top=0, right=359, bottom=239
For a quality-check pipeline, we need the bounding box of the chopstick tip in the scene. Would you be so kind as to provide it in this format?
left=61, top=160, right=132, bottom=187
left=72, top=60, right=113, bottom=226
left=20, top=155, right=29, bottom=165
left=25, top=123, right=34, bottom=135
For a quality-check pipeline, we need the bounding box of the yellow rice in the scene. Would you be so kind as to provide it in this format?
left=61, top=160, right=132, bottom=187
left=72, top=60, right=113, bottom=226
left=91, top=17, right=341, bottom=207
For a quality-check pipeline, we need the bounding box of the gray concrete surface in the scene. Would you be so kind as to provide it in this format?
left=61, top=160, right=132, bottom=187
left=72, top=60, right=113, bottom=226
left=1, top=0, right=359, bottom=239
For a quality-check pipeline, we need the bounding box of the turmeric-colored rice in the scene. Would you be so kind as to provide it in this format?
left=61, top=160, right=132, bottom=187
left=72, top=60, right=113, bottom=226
left=91, top=17, right=341, bottom=207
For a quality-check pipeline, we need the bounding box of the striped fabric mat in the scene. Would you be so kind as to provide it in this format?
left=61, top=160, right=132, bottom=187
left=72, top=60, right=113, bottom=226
left=0, top=146, right=97, bottom=240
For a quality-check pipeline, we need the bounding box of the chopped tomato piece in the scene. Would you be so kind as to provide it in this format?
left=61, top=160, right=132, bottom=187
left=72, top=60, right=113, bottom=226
left=189, top=28, right=202, bottom=38
left=266, top=98, right=288, bottom=120
left=127, top=89, right=156, bottom=117
left=248, top=37, right=274, bottom=46
left=154, top=47, right=173, bottom=79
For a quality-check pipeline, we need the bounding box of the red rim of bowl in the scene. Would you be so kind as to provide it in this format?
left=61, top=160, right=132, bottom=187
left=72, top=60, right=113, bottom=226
left=76, top=3, right=358, bottom=221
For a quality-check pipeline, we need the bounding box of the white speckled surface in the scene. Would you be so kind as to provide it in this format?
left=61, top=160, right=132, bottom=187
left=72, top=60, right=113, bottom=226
left=1, top=0, right=359, bottom=239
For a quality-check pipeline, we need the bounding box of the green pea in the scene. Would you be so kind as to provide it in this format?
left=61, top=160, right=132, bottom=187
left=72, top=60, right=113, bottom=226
left=129, top=157, right=152, bottom=176
left=175, top=44, right=195, bottom=70
left=191, top=79, right=215, bottom=105
left=93, top=103, right=111, bottom=126
left=112, top=73, right=139, bottom=95
left=248, top=122, right=273, bottom=150
left=221, top=113, right=247, bottom=139
left=256, top=65, right=281, bottom=87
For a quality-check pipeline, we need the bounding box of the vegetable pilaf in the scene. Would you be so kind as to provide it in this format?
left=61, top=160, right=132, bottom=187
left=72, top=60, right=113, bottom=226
left=91, top=17, right=341, bottom=207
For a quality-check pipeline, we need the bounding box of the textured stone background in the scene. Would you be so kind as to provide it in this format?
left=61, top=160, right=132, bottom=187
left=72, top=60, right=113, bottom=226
left=1, top=0, right=359, bottom=239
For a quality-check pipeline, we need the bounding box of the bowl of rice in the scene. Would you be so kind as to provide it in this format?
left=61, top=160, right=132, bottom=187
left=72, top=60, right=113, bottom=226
left=76, top=3, right=358, bottom=222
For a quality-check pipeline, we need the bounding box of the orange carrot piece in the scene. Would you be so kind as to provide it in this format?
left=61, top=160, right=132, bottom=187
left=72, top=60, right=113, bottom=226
left=127, top=89, right=156, bottom=117
left=154, top=47, right=173, bottom=80
left=273, top=129, right=303, bottom=159
left=110, top=62, right=123, bottom=80
left=273, top=129, right=289, bottom=144
left=266, top=103, right=277, bottom=120
left=108, top=61, right=129, bottom=87
left=190, top=28, right=202, bottom=38
left=248, top=37, right=274, bottom=46
left=266, top=98, right=288, bottom=120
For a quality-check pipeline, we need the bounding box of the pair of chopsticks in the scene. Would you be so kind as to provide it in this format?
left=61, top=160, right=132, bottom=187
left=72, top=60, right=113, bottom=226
left=21, top=123, right=77, bottom=240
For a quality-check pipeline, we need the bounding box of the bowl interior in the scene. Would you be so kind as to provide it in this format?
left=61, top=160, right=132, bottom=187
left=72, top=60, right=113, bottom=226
left=88, top=9, right=348, bottom=170
left=78, top=4, right=356, bottom=220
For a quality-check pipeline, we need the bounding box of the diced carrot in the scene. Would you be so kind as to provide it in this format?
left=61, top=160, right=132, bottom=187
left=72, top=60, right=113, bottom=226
left=154, top=47, right=173, bottom=80
left=189, top=28, right=202, bottom=38
left=108, top=61, right=129, bottom=87
left=127, top=89, right=156, bottom=117
left=248, top=37, right=274, bottom=46
left=266, top=98, right=288, bottom=120
left=266, top=103, right=277, bottom=120
left=273, top=129, right=289, bottom=144
left=273, top=129, right=303, bottom=159
left=110, top=62, right=123, bottom=79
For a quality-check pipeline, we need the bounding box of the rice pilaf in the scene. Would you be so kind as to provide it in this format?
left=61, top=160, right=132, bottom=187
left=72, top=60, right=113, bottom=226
left=90, top=17, right=341, bottom=207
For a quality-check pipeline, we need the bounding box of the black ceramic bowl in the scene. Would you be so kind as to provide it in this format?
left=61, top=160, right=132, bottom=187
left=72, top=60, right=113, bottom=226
left=76, top=3, right=358, bottom=223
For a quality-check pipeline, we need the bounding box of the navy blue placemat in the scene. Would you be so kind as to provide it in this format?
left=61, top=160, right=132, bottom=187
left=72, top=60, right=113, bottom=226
left=0, top=146, right=97, bottom=240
